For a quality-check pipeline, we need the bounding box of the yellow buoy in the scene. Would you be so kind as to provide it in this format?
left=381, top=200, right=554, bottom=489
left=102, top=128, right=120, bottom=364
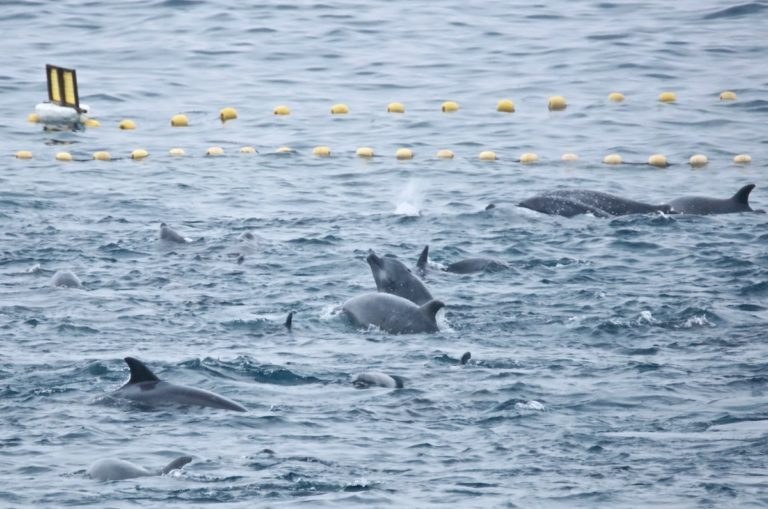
left=395, top=148, right=414, bottom=160
left=313, top=146, right=331, bottom=157
left=387, top=102, right=405, bottom=113
left=330, top=103, right=349, bottom=115
left=436, top=149, right=455, bottom=159
left=84, top=118, right=101, bottom=128
left=733, top=154, right=752, bottom=164
left=55, top=151, right=73, bottom=162
left=688, top=154, right=708, bottom=167
left=206, top=146, right=224, bottom=156
left=520, top=152, right=539, bottom=164
left=118, top=119, right=136, bottom=130
left=603, top=153, right=623, bottom=165
left=658, top=91, right=677, bottom=103
left=219, top=107, right=238, bottom=122
left=478, top=150, right=497, bottom=161
left=561, top=153, right=579, bottom=161
left=239, top=146, right=256, bottom=154
left=719, top=90, right=737, bottom=101
left=608, top=92, right=625, bottom=102
left=273, top=105, right=291, bottom=115
left=647, top=154, right=668, bottom=167
left=92, top=151, right=111, bottom=161
left=27, top=113, right=40, bottom=123
left=496, top=99, right=515, bottom=113
left=131, top=149, right=149, bottom=160
left=169, top=148, right=186, bottom=157
left=441, top=101, right=459, bottom=113
left=15, top=150, right=33, bottom=159
left=548, top=96, right=567, bottom=111
left=356, top=147, right=375, bottom=158
left=170, top=114, right=189, bottom=127
left=276, top=146, right=293, bottom=154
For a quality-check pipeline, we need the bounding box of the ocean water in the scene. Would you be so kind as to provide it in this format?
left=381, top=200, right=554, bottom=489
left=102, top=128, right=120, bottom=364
left=1, top=0, right=768, bottom=507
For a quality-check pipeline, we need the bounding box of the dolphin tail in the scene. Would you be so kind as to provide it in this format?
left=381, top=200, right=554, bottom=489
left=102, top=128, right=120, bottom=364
left=124, top=357, right=160, bottom=384
left=731, top=184, right=755, bottom=206
left=285, top=311, right=294, bottom=331
left=160, top=456, right=193, bottom=475
left=417, top=245, right=429, bottom=272
left=420, top=299, right=445, bottom=321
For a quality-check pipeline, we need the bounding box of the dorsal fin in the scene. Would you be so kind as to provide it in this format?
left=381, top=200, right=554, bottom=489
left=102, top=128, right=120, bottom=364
left=420, top=299, right=445, bottom=321
left=460, top=351, right=472, bottom=365
left=124, top=357, right=160, bottom=384
left=284, top=311, right=293, bottom=331
left=417, top=245, right=429, bottom=271
left=731, top=184, right=755, bottom=205
left=160, top=456, right=193, bottom=475
left=390, top=375, right=405, bottom=388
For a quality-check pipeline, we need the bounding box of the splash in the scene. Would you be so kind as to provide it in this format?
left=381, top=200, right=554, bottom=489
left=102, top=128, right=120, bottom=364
left=393, top=180, right=423, bottom=216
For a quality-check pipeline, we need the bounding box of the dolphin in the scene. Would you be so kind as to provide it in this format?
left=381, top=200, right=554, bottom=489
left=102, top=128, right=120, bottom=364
left=668, top=184, right=762, bottom=214
left=88, top=456, right=192, bottom=481
left=51, top=270, right=82, bottom=288
left=342, top=293, right=444, bottom=334
left=159, top=223, right=188, bottom=243
left=112, top=357, right=247, bottom=412
left=367, top=250, right=433, bottom=305
left=518, top=190, right=672, bottom=217
left=353, top=372, right=404, bottom=388
left=417, top=245, right=508, bottom=274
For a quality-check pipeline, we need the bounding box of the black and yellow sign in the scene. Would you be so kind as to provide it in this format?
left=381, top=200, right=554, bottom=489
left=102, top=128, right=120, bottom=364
left=46, top=64, right=82, bottom=112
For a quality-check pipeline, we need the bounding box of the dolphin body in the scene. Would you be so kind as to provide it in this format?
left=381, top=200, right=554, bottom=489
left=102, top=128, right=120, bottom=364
left=669, top=184, right=761, bottom=214
left=342, top=293, right=444, bottom=334
left=417, top=246, right=508, bottom=275
left=353, top=372, right=405, bottom=389
left=518, top=190, right=672, bottom=217
left=112, top=357, right=247, bottom=412
left=51, top=270, right=82, bottom=288
left=367, top=251, right=433, bottom=305
left=88, top=456, right=193, bottom=481
left=159, top=223, right=188, bottom=243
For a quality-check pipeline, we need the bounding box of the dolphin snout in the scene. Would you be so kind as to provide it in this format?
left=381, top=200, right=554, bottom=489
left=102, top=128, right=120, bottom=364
left=366, top=252, right=382, bottom=268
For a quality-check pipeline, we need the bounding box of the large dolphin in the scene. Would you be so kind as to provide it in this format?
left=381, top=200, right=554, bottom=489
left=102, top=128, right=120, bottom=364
left=669, top=184, right=762, bottom=214
left=417, top=245, right=508, bottom=275
left=367, top=251, right=433, bottom=305
left=112, top=357, right=247, bottom=412
left=342, top=293, right=444, bottom=334
left=518, top=190, right=672, bottom=217
left=88, top=456, right=193, bottom=481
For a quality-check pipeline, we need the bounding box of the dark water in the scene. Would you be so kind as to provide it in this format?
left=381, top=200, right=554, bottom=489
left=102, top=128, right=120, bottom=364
left=2, top=1, right=768, bottom=507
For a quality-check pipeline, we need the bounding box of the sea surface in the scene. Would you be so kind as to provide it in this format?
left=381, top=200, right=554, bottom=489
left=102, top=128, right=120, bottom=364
left=1, top=1, right=768, bottom=507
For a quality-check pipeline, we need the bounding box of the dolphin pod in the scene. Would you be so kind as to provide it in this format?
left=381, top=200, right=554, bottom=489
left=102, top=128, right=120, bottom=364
left=112, top=357, right=247, bottom=412
left=518, top=184, right=760, bottom=217
left=417, top=245, right=509, bottom=274
left=88, top=456, right=193, bottom=481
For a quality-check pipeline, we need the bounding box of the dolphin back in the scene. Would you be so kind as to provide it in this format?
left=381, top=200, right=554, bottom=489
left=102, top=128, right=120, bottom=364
left=160, top=456, right=193, bottom=475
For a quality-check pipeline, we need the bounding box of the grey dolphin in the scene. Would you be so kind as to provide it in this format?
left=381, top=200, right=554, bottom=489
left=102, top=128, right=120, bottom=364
left=518, top=190, right=672, bottom=217
left=88, top=456, right=193, bottom=481
left=112, top=357, right=247, bottom=412
left=342, top=292, right=444, bottom=334
left=353, top=372, right=404, bottom=388
left=417, top=245, right=508, bottom=274
left=159, top=223, right=188, bottom=243
left=51, top=270, right=82, bottom=288
left=367, top=250, right=433, bottom=305
left=668, top=184, right=762, bottom=214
